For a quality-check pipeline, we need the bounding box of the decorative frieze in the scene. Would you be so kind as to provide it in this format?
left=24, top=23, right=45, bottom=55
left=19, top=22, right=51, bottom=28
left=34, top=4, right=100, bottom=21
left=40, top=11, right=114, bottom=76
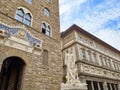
left=79, top=63, right=120, bottom=80
left=79, top=45, right=120, bottom=72
left=0, top=22, right=42, bottom=55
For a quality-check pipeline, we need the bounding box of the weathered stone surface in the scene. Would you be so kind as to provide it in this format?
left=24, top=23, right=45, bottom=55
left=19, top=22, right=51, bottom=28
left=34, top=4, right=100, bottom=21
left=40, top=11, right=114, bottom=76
left=61, top=25, right=120, bottom=90
left=61, top=83, right=87, bottom=90
left=0, top=0, right=62, bottom=90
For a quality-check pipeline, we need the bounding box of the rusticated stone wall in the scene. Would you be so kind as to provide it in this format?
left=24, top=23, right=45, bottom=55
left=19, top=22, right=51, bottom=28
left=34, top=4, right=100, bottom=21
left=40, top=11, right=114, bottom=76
left=0, top=0, right=62, bottom=90
left=0, top=0, right=60, bottom=41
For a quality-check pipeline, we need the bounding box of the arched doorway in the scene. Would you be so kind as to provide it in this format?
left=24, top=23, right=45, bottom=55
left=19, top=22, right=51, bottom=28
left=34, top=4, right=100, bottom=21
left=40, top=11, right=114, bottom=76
left=0, top=56, right=26, bottom=90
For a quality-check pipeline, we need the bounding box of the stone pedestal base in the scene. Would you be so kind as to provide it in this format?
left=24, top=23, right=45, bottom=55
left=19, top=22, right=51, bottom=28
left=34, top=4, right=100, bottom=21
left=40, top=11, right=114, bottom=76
left=61, top=82, right=87, bottom=90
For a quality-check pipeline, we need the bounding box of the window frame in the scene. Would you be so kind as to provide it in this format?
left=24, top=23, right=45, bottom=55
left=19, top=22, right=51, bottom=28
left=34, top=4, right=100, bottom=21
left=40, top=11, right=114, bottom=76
left=44, top=8, right=50, bottom=17
left=15, top=7, right=32, bottom=26
left=81, top=48, right=86, bottom=60
left=41, top=22, right=51, bottom=37
left=15, top=9, right=24, bottom=22
left=88, top=50, right=92, bottom=61
left=24, top=13, right=31, bottom=26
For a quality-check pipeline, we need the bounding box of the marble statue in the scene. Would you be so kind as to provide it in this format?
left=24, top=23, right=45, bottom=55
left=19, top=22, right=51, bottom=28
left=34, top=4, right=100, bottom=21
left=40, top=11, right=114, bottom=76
left=65, top=48, right=79, bottom=84
left=61, top=48, right=87, bottom=90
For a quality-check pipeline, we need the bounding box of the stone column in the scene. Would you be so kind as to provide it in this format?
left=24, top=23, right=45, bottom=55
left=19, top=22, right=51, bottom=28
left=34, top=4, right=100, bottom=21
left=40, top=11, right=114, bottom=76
left=118, top=83, right=120, bottom=90
left=97, top=82, right=101, bottom=90
left=108, top=83, right=112, bottom=90
left=103, top=82, right=108, bottom=90
left=91, top=81, right=94, bottom=90
left=114, top=84, right=117, bottom=90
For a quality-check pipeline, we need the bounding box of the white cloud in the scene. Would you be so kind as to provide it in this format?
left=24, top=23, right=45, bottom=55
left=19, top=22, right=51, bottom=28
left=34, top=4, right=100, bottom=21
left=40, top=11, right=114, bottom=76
left=76, top=1, right=120, bottom=31
left=95, top=29, right=120, bottom=50
left=59, top=0, right=86, bottom=15
left=59, top=0, right=86, bottom=31
left=59, top=0, right=120, bottom=50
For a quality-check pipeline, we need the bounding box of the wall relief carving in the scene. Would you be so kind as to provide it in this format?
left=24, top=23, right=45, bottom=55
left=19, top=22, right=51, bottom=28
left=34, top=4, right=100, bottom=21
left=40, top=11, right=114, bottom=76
left=0, top=22, right=42, bottom=55
left=80, top=63, right=120, bottom=80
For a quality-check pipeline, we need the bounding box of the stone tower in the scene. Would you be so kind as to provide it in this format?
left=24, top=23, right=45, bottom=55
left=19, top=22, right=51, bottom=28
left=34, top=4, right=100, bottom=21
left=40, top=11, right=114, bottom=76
left=0, top=0, right=62, bottom=90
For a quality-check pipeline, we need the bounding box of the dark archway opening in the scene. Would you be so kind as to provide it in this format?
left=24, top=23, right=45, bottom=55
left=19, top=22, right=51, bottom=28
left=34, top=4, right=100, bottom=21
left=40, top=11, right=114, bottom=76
left=0, top=57, right=26, bottom=90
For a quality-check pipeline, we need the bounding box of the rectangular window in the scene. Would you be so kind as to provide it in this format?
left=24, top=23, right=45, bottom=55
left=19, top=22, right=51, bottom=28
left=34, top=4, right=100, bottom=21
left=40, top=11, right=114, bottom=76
left=116, top=63, right=119, bottom=70
left=86, top=81, right=92, bottom=90
left=99, top=82, right=104, bottom=90
left=111, top=84, right=115, bottom=90
left=103, top=57, right=107, bottom=66
left=93, top=81, right=99, bottom=90
left=81, top=49, right=86, bottom=60
left=99, top=56, right=104, bottom=66
left=107, top=59, right=111, bottom=67
left=107, top=83, right=111, bottom=90
left=88, top=51, right=92, bottom=61
left=113, top=62, right=117, bottom=70
left=115, top=84, right=118, bottom=90
left=93, top=53, right=97, bottom=63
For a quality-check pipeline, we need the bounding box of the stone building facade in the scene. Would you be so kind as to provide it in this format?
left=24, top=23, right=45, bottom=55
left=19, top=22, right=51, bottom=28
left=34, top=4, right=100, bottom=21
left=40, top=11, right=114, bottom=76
left=61, top=24, right=120, bottom=90
left=0, top=0, right=62, bottom=90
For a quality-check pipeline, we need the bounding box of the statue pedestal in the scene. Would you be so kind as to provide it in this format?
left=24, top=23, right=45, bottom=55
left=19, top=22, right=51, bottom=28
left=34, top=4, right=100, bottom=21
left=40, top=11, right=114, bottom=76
left=61, top=81, right=87, bottom=90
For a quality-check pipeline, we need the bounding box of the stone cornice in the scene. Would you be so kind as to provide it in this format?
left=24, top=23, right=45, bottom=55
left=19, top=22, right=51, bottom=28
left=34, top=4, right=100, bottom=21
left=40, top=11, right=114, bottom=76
left=76, top=60, right=120, bottom=73
left=76, top=60, right=120, bottom=81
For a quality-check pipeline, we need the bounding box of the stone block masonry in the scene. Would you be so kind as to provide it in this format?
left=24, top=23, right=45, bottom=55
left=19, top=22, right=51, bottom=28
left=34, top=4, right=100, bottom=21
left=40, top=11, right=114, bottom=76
left=0, top=0, right=62, bottom=90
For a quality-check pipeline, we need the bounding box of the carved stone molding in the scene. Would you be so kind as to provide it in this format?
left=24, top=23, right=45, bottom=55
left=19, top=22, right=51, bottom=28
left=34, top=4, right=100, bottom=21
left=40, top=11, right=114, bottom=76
left=79, top=63, right=120, bottom=80
left=0, top=22, right=42, bottom=55
left=61, top=82, right=87, bottom=90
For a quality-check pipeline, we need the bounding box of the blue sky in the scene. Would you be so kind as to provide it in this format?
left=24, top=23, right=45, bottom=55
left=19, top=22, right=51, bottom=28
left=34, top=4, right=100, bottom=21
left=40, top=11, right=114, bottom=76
left=59, top=0, right=120, bottom=50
